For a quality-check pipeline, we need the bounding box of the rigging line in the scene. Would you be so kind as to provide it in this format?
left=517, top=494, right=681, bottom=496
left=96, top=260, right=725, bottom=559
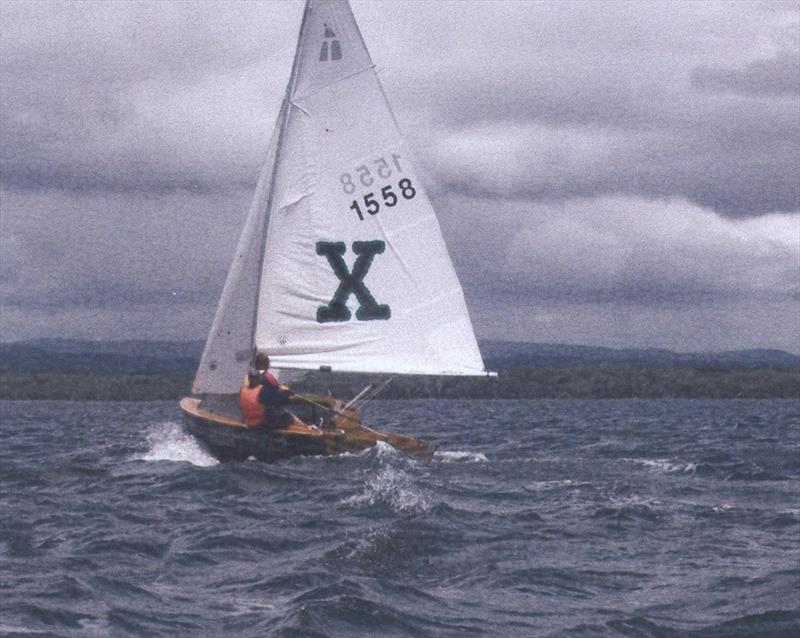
left=293, top=393, right=364, bottom=424
left=350, top=377, right=393, bottom=411
left=346, top=0, right=404, bottom=137
left=343, top=384, right=374, bottom=410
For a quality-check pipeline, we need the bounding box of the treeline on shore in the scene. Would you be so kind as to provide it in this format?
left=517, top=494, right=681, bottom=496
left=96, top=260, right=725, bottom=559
left=1, top=365, right=798, bottom=401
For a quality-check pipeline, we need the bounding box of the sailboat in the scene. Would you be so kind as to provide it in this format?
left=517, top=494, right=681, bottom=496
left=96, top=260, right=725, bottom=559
left=180, top=0, right=491, bottom=461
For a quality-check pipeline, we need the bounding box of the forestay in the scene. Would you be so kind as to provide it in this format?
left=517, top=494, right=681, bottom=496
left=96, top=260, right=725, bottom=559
left=194, top=0, right=488, bottom=393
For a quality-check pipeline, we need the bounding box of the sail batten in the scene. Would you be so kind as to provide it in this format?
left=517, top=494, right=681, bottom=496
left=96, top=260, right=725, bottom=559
left=193, top=0, right=488, bottom=393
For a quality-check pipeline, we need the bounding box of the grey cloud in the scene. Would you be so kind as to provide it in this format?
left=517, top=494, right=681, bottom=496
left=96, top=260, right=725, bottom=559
left=465, top=292, right=800, bottom=354
left=424, top=99, right=799, bottom=218
left=691, top=53, right=800, bottom=97
left=0, top=1, right=293, bottom=195
left=0, top=187, right=247, bottom=322
left=0, top=1, right=292, bottom=86
left=0, top=72, right=265, bottom=195
left=384, top=3, right=800, bottom=219
left=433, top=194, right=800, bottom=312
left=463, top=271, right=726, bottom=308
left=0, top=164, right=234, bottom=196
left=473, top=278, right=797, bottom=317
left=478, top=272, right=796, bottom=308
left=3, top=279, right=221, bottom=312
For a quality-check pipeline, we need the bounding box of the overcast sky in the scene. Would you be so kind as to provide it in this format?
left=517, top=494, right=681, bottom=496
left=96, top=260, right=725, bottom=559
left=1, top=0, right=798, bottom=352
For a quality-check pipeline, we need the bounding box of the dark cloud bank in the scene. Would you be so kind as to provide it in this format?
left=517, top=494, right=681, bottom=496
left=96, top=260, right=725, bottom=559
left=2, top=1, right=798, bottom=217
left=0, top=0, right=798, bottom=351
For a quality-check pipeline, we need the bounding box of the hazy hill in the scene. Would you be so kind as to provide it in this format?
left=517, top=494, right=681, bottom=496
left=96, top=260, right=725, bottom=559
left=0, top=340, right=204, bottom=374
left=479, top=341, right=800, bottom=369
left=1, top=339, right=798, bottom=374
left=2, top=339, right=798, bottom=400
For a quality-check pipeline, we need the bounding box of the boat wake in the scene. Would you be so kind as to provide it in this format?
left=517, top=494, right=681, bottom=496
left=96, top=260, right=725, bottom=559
left=137, top=422, right=219, bottom=467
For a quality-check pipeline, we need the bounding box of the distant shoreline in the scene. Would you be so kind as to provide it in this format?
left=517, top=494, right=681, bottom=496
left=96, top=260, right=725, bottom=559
left=2, top=365, right=797, bottom=401
left=2, top=339, right=797, bottom=400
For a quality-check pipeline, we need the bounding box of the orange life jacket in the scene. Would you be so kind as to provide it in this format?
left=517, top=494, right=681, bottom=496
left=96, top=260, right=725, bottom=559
left=239, top=384, right=265, bottom=427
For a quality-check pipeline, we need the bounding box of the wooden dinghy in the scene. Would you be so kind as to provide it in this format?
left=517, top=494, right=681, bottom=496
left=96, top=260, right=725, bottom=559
left=180, top=395, right=433, bottom=462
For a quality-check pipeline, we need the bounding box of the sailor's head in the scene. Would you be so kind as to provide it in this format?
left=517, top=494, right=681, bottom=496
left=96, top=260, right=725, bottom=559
left=254, top=352, right=270, bottom=370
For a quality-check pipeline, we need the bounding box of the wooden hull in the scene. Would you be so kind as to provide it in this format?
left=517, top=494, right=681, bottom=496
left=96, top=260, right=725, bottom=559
left=179, top=397, right=433, bottom=462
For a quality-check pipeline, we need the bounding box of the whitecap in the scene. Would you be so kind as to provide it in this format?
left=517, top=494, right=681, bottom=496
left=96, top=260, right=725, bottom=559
left=78, top=616, right=111, bottom=637
left=137, top=422, right=219, bottom=467
left=626, top=457, right=696, bottom=474
left=374, top=440, right=399, bottom=457
left=524, top=479, right=576, bottom=491
left=434, top=450, right=488, bottom=463
left=343, top=466, right=430, bottom=512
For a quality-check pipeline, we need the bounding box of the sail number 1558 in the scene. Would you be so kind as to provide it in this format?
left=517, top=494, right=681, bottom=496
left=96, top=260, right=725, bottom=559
left=340, top=154, right=416, bottom=222
left=348, top=179, right=416, bottom=221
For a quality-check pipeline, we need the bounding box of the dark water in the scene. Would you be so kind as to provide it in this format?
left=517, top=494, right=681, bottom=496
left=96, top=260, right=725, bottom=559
left=1, top=399, right=799, bottom=637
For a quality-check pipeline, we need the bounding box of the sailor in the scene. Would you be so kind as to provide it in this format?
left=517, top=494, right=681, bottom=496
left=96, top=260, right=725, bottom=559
left=240, top=368, right=267, bottom=427
left=254, top=352, right=280, bottom=387
left=240, top=362, right=296, bottom=429
left=255, top=354, right=300, bottom=428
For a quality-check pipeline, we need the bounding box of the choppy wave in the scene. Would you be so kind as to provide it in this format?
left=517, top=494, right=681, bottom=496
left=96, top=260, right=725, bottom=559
left=343, top=465, right=431, bottom=513
left=1, top=399, right=798, bottom=637
left=578, top=610, right=800, bottom=638
left=434, top=449, right=488, bottom=462
left=523, top=478, right=585, bottom=491
left=373, top=439, right=400, bottom=458
left=625, top=457, right=698, bottom=473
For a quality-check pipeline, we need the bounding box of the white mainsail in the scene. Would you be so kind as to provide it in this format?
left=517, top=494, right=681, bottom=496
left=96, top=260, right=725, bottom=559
left=194, top=0, right=487, bottom=393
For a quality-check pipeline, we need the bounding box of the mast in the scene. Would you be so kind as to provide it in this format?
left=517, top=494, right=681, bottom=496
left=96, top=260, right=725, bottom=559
left=248, top=0, right=313, bottom=366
